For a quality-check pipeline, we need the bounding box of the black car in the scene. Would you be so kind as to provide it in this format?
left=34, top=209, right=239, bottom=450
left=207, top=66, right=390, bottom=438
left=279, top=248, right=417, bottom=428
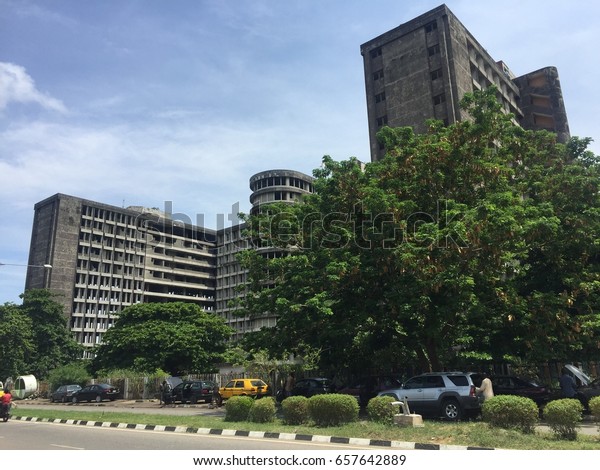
left=576, top=377, right=600, bottom=410
left=170, top=380, right=218, bottom=404
left=337, top=375, right=403, bottom=407
left=290, top=378, right=333, bottom=398
left=71, top=383, right=120, bottom=403
left=51, top=384, right=82, bottom=403
left=491, top=375, right=551, bottom=406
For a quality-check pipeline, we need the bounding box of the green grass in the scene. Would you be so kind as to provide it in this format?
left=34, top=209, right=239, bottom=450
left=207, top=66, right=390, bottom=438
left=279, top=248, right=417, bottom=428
left=12, top=407, right=600, bottom=450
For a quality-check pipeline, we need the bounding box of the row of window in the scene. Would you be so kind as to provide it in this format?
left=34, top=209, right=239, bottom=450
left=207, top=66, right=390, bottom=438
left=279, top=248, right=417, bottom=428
left=251, top=176, right=313, bottom=192
left=368, top=21, right=438, bottom=61
left=82, top=205, right=139, bottom=226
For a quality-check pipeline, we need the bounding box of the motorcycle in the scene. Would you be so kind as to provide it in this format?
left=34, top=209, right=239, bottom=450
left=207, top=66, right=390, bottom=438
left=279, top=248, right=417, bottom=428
left=0, top=403, right=11, bottom=422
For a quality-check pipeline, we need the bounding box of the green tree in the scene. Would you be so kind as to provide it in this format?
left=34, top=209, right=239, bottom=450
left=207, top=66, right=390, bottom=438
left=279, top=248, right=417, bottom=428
left=239, top=87, right=600, bottom=372
left=89, top=302, right=233, bottom=375
left=0, top=302, right=33, bottom=380
left=20, top=289, right=83, bottom=379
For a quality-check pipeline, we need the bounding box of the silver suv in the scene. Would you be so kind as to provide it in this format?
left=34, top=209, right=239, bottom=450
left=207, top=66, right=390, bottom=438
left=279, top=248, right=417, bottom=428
left=378, top=372, right=482, bottom=421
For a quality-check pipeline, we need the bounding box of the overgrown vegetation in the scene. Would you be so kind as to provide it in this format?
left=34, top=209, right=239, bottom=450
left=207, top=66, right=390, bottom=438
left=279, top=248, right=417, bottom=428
left=239, top=87, right=600, bottom=374
left=0, top=289, right=82, bottom=381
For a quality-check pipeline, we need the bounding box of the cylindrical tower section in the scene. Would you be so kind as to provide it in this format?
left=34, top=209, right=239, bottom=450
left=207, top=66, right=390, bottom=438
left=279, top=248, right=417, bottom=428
left=249, top=169, right=314, bottom=215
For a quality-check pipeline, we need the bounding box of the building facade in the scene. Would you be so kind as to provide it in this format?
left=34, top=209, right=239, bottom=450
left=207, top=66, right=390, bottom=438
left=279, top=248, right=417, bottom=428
left=25, top=170, right=313, bottom=353
left=361, top=4, right=570, bottom=161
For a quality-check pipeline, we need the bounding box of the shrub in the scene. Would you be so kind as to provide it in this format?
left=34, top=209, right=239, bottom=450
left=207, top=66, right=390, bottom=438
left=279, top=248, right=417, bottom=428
left=481, top=395, right=539, bottom=433
left=46, top=362, right=91, bottom=394
left=249, top=397, right=276, bottom=423
left=589, top=396, right=600, bottom=430
left=543, top=398, right=583, bottom=440
left=224, top=396, right=255, bottom=422
left=367, top=395, right=397, bottom=425
left=281, top=396, right=309, bottom=425
left=307, top=394, right=359, bottom=426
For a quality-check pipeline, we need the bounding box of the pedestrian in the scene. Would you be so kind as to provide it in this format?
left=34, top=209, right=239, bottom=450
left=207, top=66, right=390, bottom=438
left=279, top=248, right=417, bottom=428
left=160, top=380, right=172, bottom=407
left=476, top=373, right=494, bottom=402
left=559, top=368, right=577, bottom=398
left=284, top=372, right=296, bottom=398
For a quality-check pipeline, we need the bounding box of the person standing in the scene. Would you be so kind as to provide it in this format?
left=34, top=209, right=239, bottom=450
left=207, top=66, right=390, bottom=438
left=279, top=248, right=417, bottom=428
left=559, top=368, right=577, bottom=398
left=284, top=372, right=296, bottom=398
left=160, top=380, right=172, bottom=407
left=476, top=373, right=494, bottom=402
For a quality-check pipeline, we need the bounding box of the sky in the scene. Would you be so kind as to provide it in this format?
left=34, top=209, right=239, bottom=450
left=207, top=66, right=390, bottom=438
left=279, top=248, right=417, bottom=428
left=1, top=0, right=599, bottom=304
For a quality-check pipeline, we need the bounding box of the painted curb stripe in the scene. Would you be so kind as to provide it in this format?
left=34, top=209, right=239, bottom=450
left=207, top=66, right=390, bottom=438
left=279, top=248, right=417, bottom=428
left=12, top=415, right=488, bottom=450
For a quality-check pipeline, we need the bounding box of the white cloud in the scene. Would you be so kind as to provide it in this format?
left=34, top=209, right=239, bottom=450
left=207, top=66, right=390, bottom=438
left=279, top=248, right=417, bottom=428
left=0, top=62, right=67, bottom=113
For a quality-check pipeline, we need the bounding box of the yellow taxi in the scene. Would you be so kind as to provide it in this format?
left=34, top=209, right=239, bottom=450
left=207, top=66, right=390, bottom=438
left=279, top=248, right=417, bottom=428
left=218, top=378, right=270, bottom=400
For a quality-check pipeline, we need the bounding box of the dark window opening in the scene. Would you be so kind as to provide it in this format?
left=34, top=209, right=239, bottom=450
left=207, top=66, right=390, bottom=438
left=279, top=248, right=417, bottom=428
left=430, top=68, right=442, bottom=80
left=425, top=21, right=438, bottom=33
left=428, top=44, right=440, bottom=56
left=370, top=47, right=382, bottom=59
left=433, top=93, right=446, bottom=105
left=373, top=69, right=384, bottom=80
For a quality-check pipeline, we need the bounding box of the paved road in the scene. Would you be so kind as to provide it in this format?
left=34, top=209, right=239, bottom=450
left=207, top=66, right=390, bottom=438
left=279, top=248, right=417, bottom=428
left=0, top=418, right=375, bottom=450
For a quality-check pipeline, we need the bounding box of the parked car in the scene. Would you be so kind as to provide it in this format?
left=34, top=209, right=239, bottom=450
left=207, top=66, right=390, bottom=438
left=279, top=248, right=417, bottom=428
left=289, top=378, right=333, bottom=399
left=50, top=384, right=82, bottom=403
left=576, top=377, right=600, bottom=411
left=378, top=372, right=482, bottom=421
left=71, top=383, right=120, bottom=403
left=171, top=380, right=218, bottom=404
left=491, top=375, right=551, bottom=406
left=337, top=375, right=403, bottom=407
left=218, top=379, right=270, bottom=401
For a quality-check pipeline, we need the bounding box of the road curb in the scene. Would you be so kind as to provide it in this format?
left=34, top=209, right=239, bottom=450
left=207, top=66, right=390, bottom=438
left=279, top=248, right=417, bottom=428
left=12, top=415, right=494, bottom=450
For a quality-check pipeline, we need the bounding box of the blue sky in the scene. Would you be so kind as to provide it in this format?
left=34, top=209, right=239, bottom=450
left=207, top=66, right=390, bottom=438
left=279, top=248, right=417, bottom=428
left=1, top=0, right=599, bottom=303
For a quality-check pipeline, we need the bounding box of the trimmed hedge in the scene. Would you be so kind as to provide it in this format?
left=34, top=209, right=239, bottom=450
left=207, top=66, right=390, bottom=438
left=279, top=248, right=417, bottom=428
left=224, top=396, right=254, bottom=422
left=543, top=398, right=583, bottom=440
left=367, top=395, right=397, bottom=425
left=281, top=396, right=309, bottom=425
left=481, top=395, right=539, bottom=433
left=588, top=396, right=600, bottom=429
left=307, top=393, right=359, bottom=426
left=249, top=397, right=276, bottom=423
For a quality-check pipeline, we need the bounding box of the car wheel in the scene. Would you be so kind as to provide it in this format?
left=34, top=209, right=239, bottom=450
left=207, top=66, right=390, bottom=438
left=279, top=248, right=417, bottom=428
left=72, top=396, right=78, bottom=404
left=441, top=398, right=462, bottom=421
left=95, top=395, right=102, bottom=403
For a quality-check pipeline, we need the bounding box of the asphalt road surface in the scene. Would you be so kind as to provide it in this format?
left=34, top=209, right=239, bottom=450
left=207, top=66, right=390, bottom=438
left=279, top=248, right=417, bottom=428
left=0, top=418, right=374, bottom=450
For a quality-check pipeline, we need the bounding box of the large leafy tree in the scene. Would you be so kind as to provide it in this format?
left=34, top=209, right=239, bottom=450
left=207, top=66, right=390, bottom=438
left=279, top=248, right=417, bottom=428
left=0, top=302, right=34, bottom=380
left=0, top=289, right=82, bottom=381
left=89, top=302, right=233, bottom=375
left=239, top=87, right=600, bottom=373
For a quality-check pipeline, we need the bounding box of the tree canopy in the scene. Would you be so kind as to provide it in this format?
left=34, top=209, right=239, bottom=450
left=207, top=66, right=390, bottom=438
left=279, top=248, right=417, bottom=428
left=239, top=87, right=600, bottom=374
left=0, top=289, right=82, bottom=380
left=89, top=302, right=233, bottom=375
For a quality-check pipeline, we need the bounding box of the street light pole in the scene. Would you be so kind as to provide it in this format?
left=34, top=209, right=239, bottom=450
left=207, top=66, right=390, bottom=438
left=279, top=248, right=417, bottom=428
left=0, top=262, right=53, bottom=289
left=0, top=263, right=53, bottom=269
